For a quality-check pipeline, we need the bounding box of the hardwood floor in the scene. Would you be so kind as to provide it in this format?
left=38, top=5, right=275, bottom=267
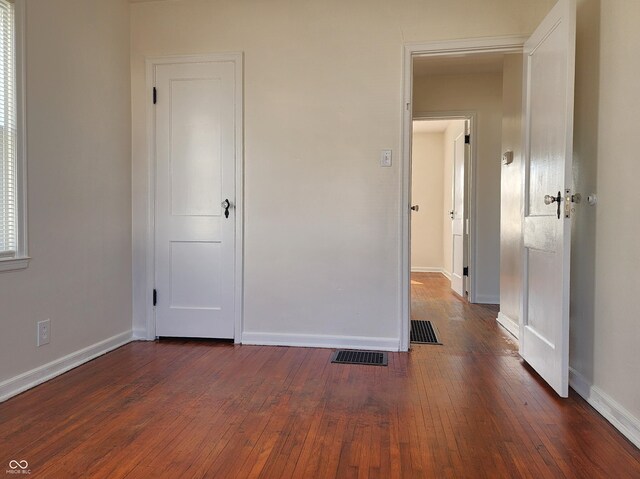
left=1, top=272, right=638, bottom=478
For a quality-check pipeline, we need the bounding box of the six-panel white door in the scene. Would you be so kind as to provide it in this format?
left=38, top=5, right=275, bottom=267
left=154, top=60, right=237, bottom=339
left=520, top=0, right=576, bottom=397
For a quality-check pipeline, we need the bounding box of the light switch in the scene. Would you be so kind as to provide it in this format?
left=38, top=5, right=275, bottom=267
left=380, top=149, right=392, bottom=167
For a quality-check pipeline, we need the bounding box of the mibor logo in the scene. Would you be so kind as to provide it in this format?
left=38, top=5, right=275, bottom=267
left=6, top=460, right=30, bottom=475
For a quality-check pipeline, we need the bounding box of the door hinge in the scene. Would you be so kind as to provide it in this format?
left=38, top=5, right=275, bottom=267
left=464, top=134, right=470, bottom=144
left=463, top=266, right=469, bottom=276
left=153, top=289, right=157, bottom=306
left=153, top=87, right=157, bottom=105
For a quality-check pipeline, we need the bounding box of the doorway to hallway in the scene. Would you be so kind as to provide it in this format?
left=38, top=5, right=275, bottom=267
left=410, top=117, right=470, bottom=300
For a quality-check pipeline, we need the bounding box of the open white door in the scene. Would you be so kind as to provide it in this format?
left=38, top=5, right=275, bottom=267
left=520, top=0, right=576, bottom=397
left=450, top=130, right=466, bottom=297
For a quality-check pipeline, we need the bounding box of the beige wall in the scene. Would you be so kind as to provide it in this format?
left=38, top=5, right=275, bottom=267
left=499, top=54, right=523, bottom=325
left=411, top=131, right=444, bottom=271
left=571, top=0, right=600, bottom=393
left=131, top=0, right=552, bottom=340
left=0, top=0, right=132, bottom=382
left=570, top=0, right=640, bottom=422
left=413, top=72, right=503, bottom=303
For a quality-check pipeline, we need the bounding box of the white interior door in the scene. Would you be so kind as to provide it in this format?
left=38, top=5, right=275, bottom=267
left=451, top=131, right=465, bottom=297
left=154, top=59, right=238, bottom=339
left=520, top=0, right=575, bottom=397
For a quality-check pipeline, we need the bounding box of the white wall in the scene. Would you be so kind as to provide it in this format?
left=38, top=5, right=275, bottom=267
left=569, top=0, right=640, bottom=436
left=413, top=72, right=503, bottom=304
left=499, top=54, right=523, bottom=329
left=410, top=130, right=444, bottom=272
left=442, top=121, right=466, bottom=279
left=130, top=0, right=555, bottom=345
left=0, top=0, right=132, bottom=385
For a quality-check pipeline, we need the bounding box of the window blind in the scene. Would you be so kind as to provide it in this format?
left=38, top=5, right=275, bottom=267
left=0, top=0, right=16, bottom=257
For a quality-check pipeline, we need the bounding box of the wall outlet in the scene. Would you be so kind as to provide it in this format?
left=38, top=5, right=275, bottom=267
left=37, top=319, right=50, bottom=347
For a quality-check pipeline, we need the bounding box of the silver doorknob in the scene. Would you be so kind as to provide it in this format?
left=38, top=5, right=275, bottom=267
left=449, top=210, right=454, bottom=219
left=411, top=205, right=419, bottom=212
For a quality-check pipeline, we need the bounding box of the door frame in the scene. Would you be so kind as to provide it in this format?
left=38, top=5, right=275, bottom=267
left=400, top=37, right=526, bottom=351
left=143, top=53, right=244, bottom=342
left=411, top=112, right=475, bottom=300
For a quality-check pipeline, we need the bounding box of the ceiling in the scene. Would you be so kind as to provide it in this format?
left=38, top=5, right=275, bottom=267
left=413, top=53, right=505, bottom=78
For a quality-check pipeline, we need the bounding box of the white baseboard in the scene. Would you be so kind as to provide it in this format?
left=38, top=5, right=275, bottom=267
left=411, top=266, right=443, bottom=273
left=132, top=328, right=150, bottom=340
left=496, top=312, right=519, bottom=339
left=475, top=293, right=500, bottom=304
left=241, top=332, right=400, bottom=352
left=569, top=368, right=640, bottom=449
left=411, top=267, right=451, bottom=280
left=0, top=330, right=133, bottom=403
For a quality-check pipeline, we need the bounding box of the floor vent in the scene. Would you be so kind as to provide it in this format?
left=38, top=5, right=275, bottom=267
left=410, top=320, right=442, bottom=345
left=331, top=350, right=388, bottom=366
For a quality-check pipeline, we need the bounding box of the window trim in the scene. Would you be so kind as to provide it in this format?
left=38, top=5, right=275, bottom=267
left=0, top=0, right=28, bottom=272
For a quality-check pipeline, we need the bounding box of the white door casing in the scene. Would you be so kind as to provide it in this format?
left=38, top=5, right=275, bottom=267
left=520, top=0, right=576, bottom=397
left=401, top=38, right=525, bottom=351
left=463, top=120, right=471, bottom=297
left=451, top=131, right=465, bottom=297
left=153, top=57, right=241, bottom=339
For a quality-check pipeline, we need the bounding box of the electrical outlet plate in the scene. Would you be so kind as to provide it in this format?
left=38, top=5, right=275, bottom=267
left=380, top=149, right=392, bottom=167
left=37, top=319, right=50, bottom=346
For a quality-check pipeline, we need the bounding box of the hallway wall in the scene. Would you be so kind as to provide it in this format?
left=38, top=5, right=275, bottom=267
left=498, top=54, right=523, bottom=332
left=413, top=72, right=503, bottom=303
left=410, top=130, right=445, bottom=273
left=569, top=0, right=640, bottom=444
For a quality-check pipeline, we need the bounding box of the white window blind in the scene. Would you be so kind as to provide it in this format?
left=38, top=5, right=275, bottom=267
left=0, top=0, right=16, bottom=257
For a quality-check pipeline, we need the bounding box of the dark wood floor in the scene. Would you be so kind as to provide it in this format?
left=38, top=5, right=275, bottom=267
left=1, top=273, right=638, bottom=478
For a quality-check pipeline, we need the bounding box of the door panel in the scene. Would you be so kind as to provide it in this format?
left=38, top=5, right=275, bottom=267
left=170, top=78, right=222, bottom=217
left=526, top=248, right=559, bottom=342
left=521, top=0, right=575, bottom=397
left=527, top=22, right=567, bottom=218
left=170, top=241, right=221, bottom=309
left=155, top=60, right=237, bottom=339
